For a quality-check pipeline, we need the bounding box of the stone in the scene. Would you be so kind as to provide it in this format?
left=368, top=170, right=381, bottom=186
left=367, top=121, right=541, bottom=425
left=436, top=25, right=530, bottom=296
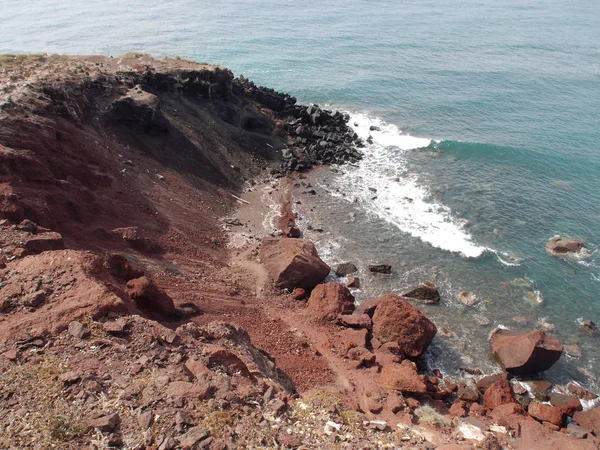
left=401, top=281, right=441, bottom=304
left=22, top=290, right=46, bottom=307
left=490, top=329, right=563, bottom=375
left=23, top=232, right=65, bottom=254
left=335, top=262, right=358, bottom=276
left=339, top=313, right=372, bottom=330
left=457, top=291, right=478, bottom=306
left=457, top=387, right=480, bottom=402
left=546, top=236, right=589, bottom=257
left=277, top=434, right=302, bottom=448
left=489, top=403, right=527, bottom=430
left=184, top=358, right=212, bottom=382
left=111, top=85, right=167, bottom=132
left=483, top=380, right=515, bottom=410
left=581, top=320, right=596, bottom=332
left=139, top=410, right=154, bottom=430
left=259, top=238, right=330, bottom=290
left=347, top=347, right=376, bottom=368
left=573, top=407, right=600, bottom=434
left=178, top=426, right=209, bottom=448
left=567, top=382, right=598, bottom=401
left=450, top=400, right=469, bottom=417
left=103, top=318, right=128, bottom=334
left=528, top=402, right=564, bottom=426
left=291, top=288, right=306, bottom=300
left=354, top=297, right=382, bottom=317
left=346, top=276, right=360, bottom=288
left=125, top=276, right=175, bottom=317
left=60, top=371, right=81, bottom=384
left=371, top=294, right=437, bottom=358
left=476, top=373, right=508, bottom=394
left=549, top=393, right=582, bottom=416
left=369, top=264, right=391, bottom=274
left=88, top=413, right=120, bottom=433
left=307, top=282, right=355, bottom=321
left=103, top=253, right=144, bottom=281
left=529, top=380, right=553, bottom=401
left=1, top=349, right=17, bottom=361
left=68, top=321, right=89, bottom=339
left=379, top=360, right=427, bottom=394
left=567, top=423, right=588, bottom=439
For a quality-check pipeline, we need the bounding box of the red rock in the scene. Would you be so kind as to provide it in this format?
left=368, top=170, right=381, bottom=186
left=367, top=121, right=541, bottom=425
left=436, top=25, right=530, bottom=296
left=386, top=394, right=405, bottom=413
left=184, top=358, right=212, bottom=381
left=520, top=419, right=599, bottom=450
left=339, top=328, right=369, bottom=350
left=450, top=400, right=469, bottom=417
left=60, top=371, right=81, bottom=384
left=371, top=294, right=436, bottom=358
left=490, top=329, right=563, bottom=375
left=103, top=253, right=143, bottom=281
left=346, top=347, right=376, bottom=368
left=335, top=262, right=357, bottom=276
left=338, top=313, right=372, bottom=330
left=379, top=360, right=427, bottom=394
left=125, top=276, right=175, bottom=317
left=1, top=349, right=18, bottom=361
left=574, top=407, right=600, bottom=434
left=277, top=434, right=302, bottom=448
left=88, top=413, right=120, bottom=432
left=549, top=393, right=582, bottom=416
left=567, top=382, right=598, bottom=401
left=354, top=297, right=382, bottom=317
left=23, top=232, right=65, bottom=254
left=436, top=445, right=474, bottom=450
left=529, top=379, right=553, bottom=401
left=457, top=387, right=479, bottom=402
left=469, top=403, right=486, bottom=417
left=489, top=403, right=527, bottom=429
left=346, top=276, right=360, bottom=288
left=546, top=236, right=588, bottom=256
left=483, top=380, right=515, bottom=410
left=259, top=238, right=330, bottom=290
left=291, top=288, right=306, bottom=300
left=528, top=402, right=564, bottom=426
left=307, top=282, right=355, bottom=321
left=178, top=426, right=210, bottom=448
left=401, top=281, right=441, bottom=304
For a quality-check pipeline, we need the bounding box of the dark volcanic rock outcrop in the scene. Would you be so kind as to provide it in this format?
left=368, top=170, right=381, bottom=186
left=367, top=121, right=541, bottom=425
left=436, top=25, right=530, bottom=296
left=259, top=238, right=330, bottom=290
left=402, top=281, right=441, bottom=304
left=490, top=329, right=563, bottom=375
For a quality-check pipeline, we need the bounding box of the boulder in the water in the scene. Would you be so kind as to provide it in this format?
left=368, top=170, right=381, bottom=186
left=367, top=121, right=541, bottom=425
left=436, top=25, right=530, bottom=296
left=402, top=281, right=441, bottom=304
left=369, top=264, right=391, bottom=274
left=457, top=291, right=478, bottom=306
left=335, top=262, right=358, bottom=277
left=490, top=329, right=563, bottom=375
left=545, top=236, right=589, bottom=258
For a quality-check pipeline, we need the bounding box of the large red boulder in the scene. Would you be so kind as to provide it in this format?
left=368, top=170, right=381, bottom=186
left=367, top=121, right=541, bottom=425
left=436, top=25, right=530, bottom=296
left=125, top=276, right=175, bottom=318
left=259, top=238, right=330, bottom=290
left=490, top=329, right=563, bottom=375
left=371, top=294, right=437, bottom=358
left=307, top=282, right=355, bottom=321
left=528, top=402, right=564, bottom=426
left=483, top=380, right=515, bottom=410
left=379, top=360, right=427, bottom=394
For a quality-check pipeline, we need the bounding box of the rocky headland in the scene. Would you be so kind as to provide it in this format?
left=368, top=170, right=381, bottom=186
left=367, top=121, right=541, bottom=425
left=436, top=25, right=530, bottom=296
left=0, top=53, right=599, bottom=449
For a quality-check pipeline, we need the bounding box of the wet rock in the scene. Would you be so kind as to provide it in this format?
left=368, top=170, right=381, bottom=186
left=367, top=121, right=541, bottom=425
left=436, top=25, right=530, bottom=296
left=528, top=402, right=564, bottom=426
left=307, top=282, right=355, bottom=321
left=88, top=413, right=120, bottom=433
left=546, top=236, right=589, bottom=257
left=335, top=262, right=358, bottom=277
left=483, top=380, right=515, bottom=410
left=369, top=264, right=391, bottom=274
left=457, top=291, right=478, bottom=306
left=23, top=232, right=65, bottom=254
left=401, top=281, right=441, bottom=304
left=529, top=380, right=553, bottom=401
left=371, top=293, right=437, bottom=358
left=581, top=320, right=596, bottom=332
left=490, top=329, right=563, bottom=375
left=567, top=382, right=598, bottom=401
left=346, top=276, right=360, bottom=288
left=125, top=276, right=176, bottom=318
left=380, top=360, right=427, bottom=394
left=259, top=238, right=330, bottom=290
left=573, top=407, right=600, bottom=434
left=339, top=313, right=372, bottom=330
left=549, top=393, right=582, bottom=416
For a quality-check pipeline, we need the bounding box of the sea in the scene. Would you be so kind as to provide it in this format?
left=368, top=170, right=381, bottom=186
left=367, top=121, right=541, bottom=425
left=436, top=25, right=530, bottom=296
left=2, top=0, right=600, bottom=388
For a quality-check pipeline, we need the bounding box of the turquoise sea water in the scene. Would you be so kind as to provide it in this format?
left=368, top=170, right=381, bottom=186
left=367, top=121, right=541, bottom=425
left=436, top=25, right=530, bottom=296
left=2, top=0, right=600, bottom=385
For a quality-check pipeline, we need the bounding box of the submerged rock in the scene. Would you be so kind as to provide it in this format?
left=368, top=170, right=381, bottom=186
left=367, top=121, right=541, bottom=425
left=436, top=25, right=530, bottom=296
left=545, top=236, right=590, bottom=258
left=369, top=264, right=391, bottom=274
left=490, top=329, right=563, bottom=375
left=457, top=291, right=478, bottom=306
left=402, top=281, right=441, bottom=304
left=371, top=293, right=437, bottom=359
left=259, top=238, right=330, bottom=290
left=335, top=262, right=358, bottom=277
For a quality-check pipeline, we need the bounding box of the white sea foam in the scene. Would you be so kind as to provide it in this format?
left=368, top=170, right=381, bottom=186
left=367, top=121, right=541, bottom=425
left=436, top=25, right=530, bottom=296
left=333, top=112, right=487, bottom=258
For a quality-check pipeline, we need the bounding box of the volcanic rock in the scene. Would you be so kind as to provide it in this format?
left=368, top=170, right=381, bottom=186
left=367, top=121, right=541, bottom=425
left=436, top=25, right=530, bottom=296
left=307, top=282, right=355, bottom=321
left=103, top=253, right=144, bottom=282
left=528, top=402, right=564, bottom=426
left=371, top=294, right=437, bottom=358
left=574, top=407, right=600, bottom=434
left=339, top=313, right=372, bottom=330
left=546, top=236, right=589, bottom=257
left=369, top=264, right=391, bottom=274
left=354, top=297, right=382, bottom=317
left=380, top=360, right=427, bottom=394
left=457, top=291, right=478, bottom=306
left=259, top=238, right=330, bottom=290
left=490, top=329, right=563, bottom=375
left=125, top=277, right=175, bottom=318
left=401, top=281, right=441, bottom=304
left=476, top=373, right=509, bottom=394
left=549, top=393, right=582, bottom=416
left=88, top=413, right=120, bottom=433
left=483, top=380, right=515, bottom=410
left=23, top=232, right=65, bottom=254
left=111, top=85, right=167, bottom=132
left=335, top=262, right=358, bottom=277
left=346, top=276, right=360, bottom=288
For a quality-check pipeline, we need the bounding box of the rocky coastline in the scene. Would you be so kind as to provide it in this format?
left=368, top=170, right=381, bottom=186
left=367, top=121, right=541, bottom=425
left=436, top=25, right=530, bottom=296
left=0, top=53, right=599, bottom=449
